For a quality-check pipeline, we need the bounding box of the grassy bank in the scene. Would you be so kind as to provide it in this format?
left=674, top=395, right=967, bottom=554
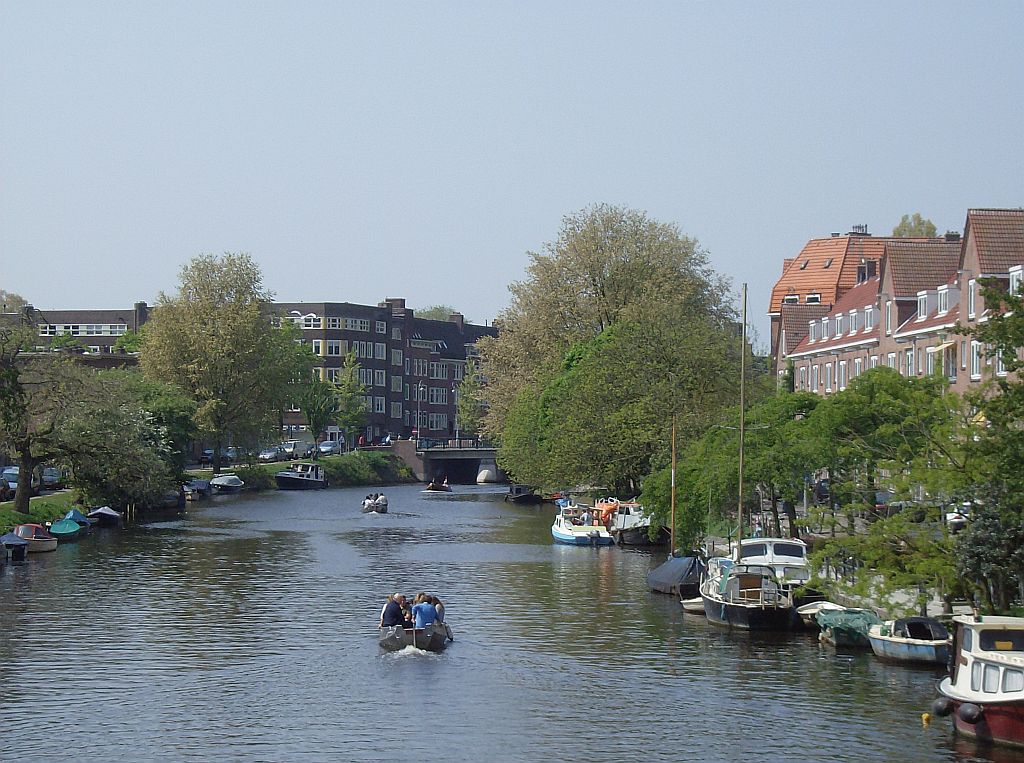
left=189, top=451, right=417, bottom=490
left=0, top=491, right=78, bottom=534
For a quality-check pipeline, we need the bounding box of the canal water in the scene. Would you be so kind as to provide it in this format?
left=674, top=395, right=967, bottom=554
left=0, top=484, right=1020, bottom=763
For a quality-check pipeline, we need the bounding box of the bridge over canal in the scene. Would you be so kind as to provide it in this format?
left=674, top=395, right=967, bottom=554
left=389, top=438, right=502, bottom=484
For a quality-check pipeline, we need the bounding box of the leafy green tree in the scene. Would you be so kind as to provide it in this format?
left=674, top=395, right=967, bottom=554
left=892, top=213, right=938, bottom=238
left=49, top=332, right=84, bottom=352
left=141, top=253, right=311, bottom=472
left=416, top=304, right=461, bottom=321
left=330, top=350, right=367, bottom=448
left=106, top=370, right=196, bottom=471
left=455, top=358, right=485, bottom=438
left=0, top=290, right=27, bottom=313
left=113, top=329, right=142, bottom=353
left=299, top=378, right=342, bottom=459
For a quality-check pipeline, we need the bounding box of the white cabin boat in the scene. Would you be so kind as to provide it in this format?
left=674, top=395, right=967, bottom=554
left=274, top=462, right=328, bottom=490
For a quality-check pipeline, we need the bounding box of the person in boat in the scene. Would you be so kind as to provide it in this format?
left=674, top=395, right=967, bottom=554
left=375, top=493, right=388, bottom=508
left=380, top=593, right=407, bottom=628
left=362, top=495, right=374, bottom=511
left=411, top=594, right=437, bottom=629
left=431, top=595, right=454, bottom=642
left=579, top=509, right=593, bottom=526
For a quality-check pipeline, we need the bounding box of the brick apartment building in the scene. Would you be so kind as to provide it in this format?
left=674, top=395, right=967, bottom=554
left=12, top=296, right=497, bottom=444
left=774, top=209, right=1024, bottom=396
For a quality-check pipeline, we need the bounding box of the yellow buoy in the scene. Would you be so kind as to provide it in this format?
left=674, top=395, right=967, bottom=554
left=921, top=712, right=931, bottom=728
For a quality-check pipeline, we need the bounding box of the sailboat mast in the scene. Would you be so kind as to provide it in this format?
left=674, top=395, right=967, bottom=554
left=670, top=415, right=676, bottom=556
left=737, top=283, right=747, bottom=551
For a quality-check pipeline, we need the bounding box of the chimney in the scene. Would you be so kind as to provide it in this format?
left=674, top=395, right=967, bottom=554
left=849, top=224, right=870, bottom=236
left=133, top=301, right=149, bottom=330
left=448, top=312, right=464, bottom=332
left=945, top=231, right=961, bottom=243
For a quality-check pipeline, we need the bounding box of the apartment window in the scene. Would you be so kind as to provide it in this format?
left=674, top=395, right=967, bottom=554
left=376, top=320, right=387, bottom=334
left=809, top=322, right=817, bottom=342
left=373, top=369, right=386, bottom=387
left=325, top=368, right=341, bottom=383
left=353, top=340, right=372, bottom=359
left=927, top=351, right=936, bottom=376
left=961, top=340, right=967, bottom=370
left=996, top=350, right=1007, bottom=377
left=887, top=352, right=896, bottom=368
left=798, top=367, right=807, bottom=390
left=454, top=363, right=464, bottom=381
left=303, top=315, right=322, bottom=329
left=835, top=314, right=845, bottom=336
left=428, top=413, right=448, bottom=431
left=812, top=365, right=820, bottom=391
left=373, top=343, right=385, bottom=360
left=919, top=347, right=925, bottom=374
left=310, top=340, right=322, bottom=355
left=374, top=396, right=386, bottom=414
left=968, top=279, right=976, bottom=318
left=359, top=368, right=373, bottom=385
left=849, top=311, right=858, bottom=334
left=971, top=341, right=982, bottom=378
left=413, top=358, right=428, bottom=377
left=326, top=339, right=344, bottom=356
left=905, top=349, right=915, bottom=376
left=854, top=358, right=863, bottom=377
left=917, top=293, right=928, bottom=319
left=825, top=363, right=834, bottom=392
left=428, top=387, right=448, bottom=405
left=870, top=356, right=879, bottom=369
left=806, top=293, right=821, bottom=304
left=937, top=288, right=949, bottom=314
left=429, top=362, right=448, bottom=379
left=346, top=318, right=370, bottom=332
left=391, top=327, right=402, bottom=340
left=326, top=317, right=342, bottom=329
left=390, top=402, right=403, bottom=419
left=1012, top=266, right=1023, bottom=296
left=821, top=317, right=829, bottom=338
left=885, top=301, right=892, bottom=335
left=838, top=360, right=847, bottom=389
left=391, top=349, right=403, bottom=366
left=864, top=306, right=874, bottom=331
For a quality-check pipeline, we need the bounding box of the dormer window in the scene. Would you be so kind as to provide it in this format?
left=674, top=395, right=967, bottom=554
left=809, top=322, right=817, bottom=342
left=917, top=291, right=928, bottom=320
left=823, top=258, right=834, bottom=269
left=821, top=317, right=829, bottom=338
left=937, top=287, right=949, bottom=314
left=849, top=310, right=858, bottom=334
left=1011, top=266, right=1023, bottom=297
left=865, top=305, right=874, bottom=330
left=806, top=293, right=821, bottom=305
left=835, top=314, right=845, bottom=336
left=783, top=295, right=799, bottom=305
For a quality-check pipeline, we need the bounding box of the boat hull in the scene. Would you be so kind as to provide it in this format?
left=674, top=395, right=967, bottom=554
left=362, top=505, right=387, bottom=514
left=614, top=525, right=669, bottom=546
left=940, top=686, right=1024, bottom=748
left=551, top=527, right=615, bottom=546
left=868, top=634, right=948, bottom=664
left=274, top=475, right=327, bottom=490
left=701, top=595, right=794, bottom=630
left=25, top=537, right=58, bottom=553
left=378, top=622, right=449, bottom=652
left=680, top=596, right=706, bottom=615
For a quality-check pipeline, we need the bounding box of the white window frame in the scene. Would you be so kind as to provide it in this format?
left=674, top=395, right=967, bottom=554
left=373, top=369, right=386, bottom=387
left=916, top=292, right=927, bottom=319
left=391, top=349, right=403, bottom=366
left=838, top=360, right=847, bottom=390
left=968, top=279, right=977, bottom=319
left=937, top=287, right=949, bottom=314
left=376, top=320, right=387, bottom=334
left=971, top=341, right=982, bottom=378
left=849, top=310, right=858, bottom=334
left=326, top=339, right=343, bottom=356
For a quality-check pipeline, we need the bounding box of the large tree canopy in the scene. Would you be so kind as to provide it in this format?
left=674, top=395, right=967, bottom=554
left=892, top=213, right=938, bottom=238
left=477, top=203, right=733, bottom=444
left=141, top=253, right=310, bottom=470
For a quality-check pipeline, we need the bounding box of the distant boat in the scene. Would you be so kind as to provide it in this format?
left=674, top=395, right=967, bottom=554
left=362, top=495, right=388, bottom=513
left=504, top=484, right=541, bottom=504
left=868, top=617, right=950, bottom=664
left=210, top=474, right=244, bottom=494
left=184, top=479, right=212, bottom=501
left=815, top=607, right=882, bottom=647
left=13, top=523, right=58, bottom=553
left=550, top=506, right=615, bottom=546
left=599, top=498, right=670, bottom=546
left=87, top=506, right=123, bottom=527
left=378, top=622, right=450, bottom=652
left=47, top=519, right=83, bottom=541
left=274, top=462, right=328, bottom=490
left=62, top=508, right=95, bottom=526
left=424, top=478, right=452, bottom=492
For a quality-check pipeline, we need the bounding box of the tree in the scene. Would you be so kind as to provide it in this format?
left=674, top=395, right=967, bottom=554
left=330, top=350, right=367, bottom=447
left=478, top=203, right=732, bottom=444
left=106, top=370, right=196, bottom=471
left=141, top=253, right=311, bottom=472
left=892, top=213, right=938, bottom=238
left=416, top=304, right=461, bottom=321
left=0, top=290, right=27, bottom=313
left=49, top=332, right=84, bottom=352
left=113, top=329, right=142, bottom=353
left=455, top=358, right=486, bottom=438
left=299, top=378, right=342, bottom=459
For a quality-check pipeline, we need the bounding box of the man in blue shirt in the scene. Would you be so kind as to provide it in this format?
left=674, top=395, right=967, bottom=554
left=411, top=597, right=437, bottom=628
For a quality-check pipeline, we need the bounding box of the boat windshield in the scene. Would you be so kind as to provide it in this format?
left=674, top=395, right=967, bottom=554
left=739, top=543, right=768, bottom=559
left=772, top=542, right=806, bottom=559
left=980, top=629, right=1024, bottom=652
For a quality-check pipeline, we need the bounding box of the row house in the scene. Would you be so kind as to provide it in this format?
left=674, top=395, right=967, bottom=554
left=273, top=297, right=497, bottom=443
left=783, top=209, right=1024, bottom=396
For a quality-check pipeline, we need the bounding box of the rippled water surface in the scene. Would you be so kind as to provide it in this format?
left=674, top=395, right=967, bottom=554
left=1, top=484, right=1021, bottom=762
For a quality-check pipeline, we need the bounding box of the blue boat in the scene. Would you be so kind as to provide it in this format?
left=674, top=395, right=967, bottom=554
left=867, top=616, right=950, bottom=664
left=550, top=507, right=615, bottom=546
left=48, top=519, right=83, bottom=541
left=63, top=508, right=94, bottom=526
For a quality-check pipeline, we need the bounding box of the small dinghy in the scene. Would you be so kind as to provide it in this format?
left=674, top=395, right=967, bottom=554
left=13, top=524, right=58, bottom=552
left=210, top=474, right=244, bottom=494
left=796, top=600, right=846, bottom=629
left=378, top=621, right=451, bottom=652
left=868, top=617, right=950, bottom=664
left=680, top=596, right=706, bottom=615
left=63, top=508, right=95, bottom=526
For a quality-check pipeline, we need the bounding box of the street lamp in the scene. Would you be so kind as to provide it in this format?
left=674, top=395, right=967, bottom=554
left=416, top=381, right=425, bottom=446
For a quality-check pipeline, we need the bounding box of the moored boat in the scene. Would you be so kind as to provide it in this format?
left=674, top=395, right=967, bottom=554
left=504, top=484, right=541, bottom=504
left=796, top=600, right=846, bottom=629
left=47, top=519, right=83, bottom=541
left=599, top=498, right=669, bottom=546
left=551, top=506, right=615, bottom=546
left=868, top=617, right=950, bottom=664
left=816, top=607, right=882, bottom=647
left=274, top=462, right=328, bottom=490
left=87, top=506, right=124, bottom=527
left=932, top=614, right=1024, bottom=748
left=210, top=474, right=245, bottom=494
left=681, top=597, right=706, bottom=615
left=62, top=508, right=95, bottom=526
left=184, top=479, right=212, bottom=501
left=13, top=523, right=58, bottom=553
left=378, top=621, right=451, bottom=652
left=700, top=557, right=794, bottom=630
left=0, top=531, right=30, bottom=562
left=647, top=554, right=704, bottom=598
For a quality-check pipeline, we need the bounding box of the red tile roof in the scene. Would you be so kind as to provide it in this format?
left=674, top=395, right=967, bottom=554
left=786, top=277, right=881, bottom=357
left=882, top=240, right=961, bottom=298
left=769, top=236, right=890, bottom=314
left=779, top=303, right=831, bottom=354
left=965, top=208, right=1024, bottom=274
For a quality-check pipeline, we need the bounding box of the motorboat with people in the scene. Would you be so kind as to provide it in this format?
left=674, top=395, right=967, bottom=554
left=274, top=462, right=328, bottom=490
left=550, top=505, right=615, bottom=546
left=361, top=494, right=388, bottom=513
left=378, top=621, right=450, bottom=652
left=87, top=506, right=123, bottom=527
left=424, top=477, right=452, bottom=492
left=700, top=557, right=794, bottom=630
left=868, top=616, right=950, bottom=664
left=377, top=593, right=453, bottom=652
left=13, top=523, right=58, bottom=552
left=210, top=474, right=245, bottom=494
left=932, top=614, right=1024, bottom=747
left=598, top=498, right=669, bottom=546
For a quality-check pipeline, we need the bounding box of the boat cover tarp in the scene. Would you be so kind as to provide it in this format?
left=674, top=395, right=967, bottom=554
left=63, top=508, right=91, bottom=524
left=0, top=532, right=29, bottom=547
left=815, top=608, right=882, bottom=635
left=647, top=555, right=704, bottom=594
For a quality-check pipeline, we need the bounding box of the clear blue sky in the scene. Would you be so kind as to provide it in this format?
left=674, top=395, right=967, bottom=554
left=2, top=2, right=1022, bottom=345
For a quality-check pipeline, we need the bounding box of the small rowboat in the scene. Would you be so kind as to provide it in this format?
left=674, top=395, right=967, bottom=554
left=13, top=524, right=58, bottom=553
left=378, top=621, right=451, bottom=652
left=681, top=596, right=706, bottom=615
left=868, top=617, right=950, bottom=664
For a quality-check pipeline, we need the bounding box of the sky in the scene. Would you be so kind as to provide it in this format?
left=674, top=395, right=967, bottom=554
left=2, top=2, right=1023, bottom=347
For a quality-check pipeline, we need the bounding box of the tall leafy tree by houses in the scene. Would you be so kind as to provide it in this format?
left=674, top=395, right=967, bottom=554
left=141, top=253, right=310, bottom=471
left=892, top=213, right=938, bottom=238
left=299, top=378, right=342, bottom=459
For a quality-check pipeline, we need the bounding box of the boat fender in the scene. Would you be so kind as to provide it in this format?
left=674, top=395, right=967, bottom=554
left=957, top=703, right=983, bottom=724
left=930, top=697, right=954, bottom=718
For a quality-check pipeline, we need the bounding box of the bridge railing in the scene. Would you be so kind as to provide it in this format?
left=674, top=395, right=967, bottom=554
left=416, top=437, right=492, bottom=451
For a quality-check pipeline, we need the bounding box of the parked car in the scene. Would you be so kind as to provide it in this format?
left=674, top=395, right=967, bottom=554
left=945, top=501, right=972, bottom=533
left=41, top=467, right=64, bottom=490
left=258, top=447, right=283, bottom=463
left=224, top=446, right=238, bottom=463
left=198, top=449, right=214, bottom=465
left=318, top=440, right=344, bottom=456
left=1, top=466, right=39, bottom=497
left=277, top=441, right=314, bottom=459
